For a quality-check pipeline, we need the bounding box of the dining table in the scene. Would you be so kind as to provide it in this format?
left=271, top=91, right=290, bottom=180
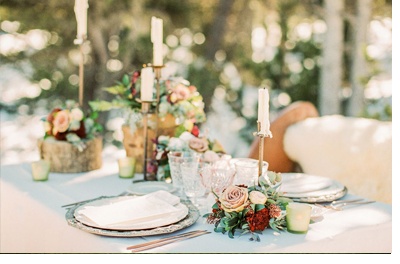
left=0, top=149, right=393, bottom=256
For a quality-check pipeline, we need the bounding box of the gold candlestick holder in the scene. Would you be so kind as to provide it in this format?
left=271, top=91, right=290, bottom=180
left=74, top=36, right=87, bottom=107
left=140, top=63, right=164, bottom=181
left=140, top=99, right=157, bottom=181
left=149, top=63, right=164, bottom=137
left=253, top=121, right=272, bottom=182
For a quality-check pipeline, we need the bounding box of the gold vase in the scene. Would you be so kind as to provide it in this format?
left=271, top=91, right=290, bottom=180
left=122, top=113, right=178, bottom=173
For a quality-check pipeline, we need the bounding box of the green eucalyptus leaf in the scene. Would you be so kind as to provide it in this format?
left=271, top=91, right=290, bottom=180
left=103, top=84, right=127, bottom=95
left=122, top=74, right=130, bottom=87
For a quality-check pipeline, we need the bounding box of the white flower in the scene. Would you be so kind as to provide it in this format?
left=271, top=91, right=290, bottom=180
left=158, top=135, right=170, bottom=145
left=69, top=120, right=81, bottom=131
left=158, top=102, right=170, bottom=117
left=203, top=150, right=220, bottom=162
left=179, top=131, right=196, bottom=142
left=249, top=191, right=267, bottom=204
left=167, top=137, right=187, bottom=151
left=70, top=108, right=84, bottom=121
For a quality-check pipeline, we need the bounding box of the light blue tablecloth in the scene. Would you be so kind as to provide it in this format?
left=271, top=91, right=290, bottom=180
left=0, top=155, right=392, bottom=254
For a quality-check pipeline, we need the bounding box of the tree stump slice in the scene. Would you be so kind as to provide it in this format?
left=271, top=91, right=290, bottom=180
left=38, top=137, right=103, bottom=173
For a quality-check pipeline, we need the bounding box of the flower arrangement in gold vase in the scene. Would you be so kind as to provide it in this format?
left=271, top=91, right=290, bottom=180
left=204, top=172, right=292, bottom=241
left=89, top=70, right=209, bottom=174
left=89, top=71, right=207, bottom=134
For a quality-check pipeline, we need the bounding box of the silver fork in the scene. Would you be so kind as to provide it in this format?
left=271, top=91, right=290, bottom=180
left=61, top=191, right=132, bottom=208
left=315, top=199, right=375, bottom=211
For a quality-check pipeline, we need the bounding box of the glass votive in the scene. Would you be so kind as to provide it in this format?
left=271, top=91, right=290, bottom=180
left=286, top=202, right=312, bottom=234
left=31, top=160, right=51, bottom=181
left=118, top=157, right=136, bottom=178
left=233, top=158, right=268, bottom=187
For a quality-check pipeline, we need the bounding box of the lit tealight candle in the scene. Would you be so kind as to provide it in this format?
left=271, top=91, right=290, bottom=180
left=118, top=157, right=136, bottom=178
left=31, top=160, right=51, bottom=181
left=285, top=202, right=312, bottom=234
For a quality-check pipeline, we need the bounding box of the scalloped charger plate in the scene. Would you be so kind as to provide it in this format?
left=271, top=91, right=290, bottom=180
left=126, top=181, right=177, bottom=196
left=66, top=196, right=200, bottom=237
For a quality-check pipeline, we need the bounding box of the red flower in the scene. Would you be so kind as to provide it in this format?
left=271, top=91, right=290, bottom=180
left=130, top=71, right=140, bottom=96
left=191, top=125, right=200, bottom=137
left=246, top=208, right=270, bottom=232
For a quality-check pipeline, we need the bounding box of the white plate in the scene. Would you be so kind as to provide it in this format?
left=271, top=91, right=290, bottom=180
left=66, top=199, right=199, bottom=237
left=126, top=181, right=177, bottom=196
left=280, top=173, right=347, bottom=203
left=74, top=195, right=188, bottom=231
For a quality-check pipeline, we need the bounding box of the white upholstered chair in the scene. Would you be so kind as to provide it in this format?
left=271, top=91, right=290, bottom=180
left=248, top=102, right=392, bottom=204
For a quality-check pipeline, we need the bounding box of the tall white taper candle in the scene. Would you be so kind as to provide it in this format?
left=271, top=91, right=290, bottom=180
left=140, top=67, right=154, bottom=101
left=74, top=0, right=88, bottom=39
left=151, top=17, right=163, bottom=66
left=258, top=88, right=271, bottom=136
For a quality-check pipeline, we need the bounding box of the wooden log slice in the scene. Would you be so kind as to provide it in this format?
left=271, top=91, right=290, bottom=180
left=38, top=136, right=103, bottom=173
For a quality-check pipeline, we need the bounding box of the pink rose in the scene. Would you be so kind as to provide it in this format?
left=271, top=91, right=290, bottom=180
left=171, top=84, right=190, bottom=101
left=52, top=110, right=70, bottom=133
left=220, top=186, right=249, bottom=212
left=188, top=137, right=209, bottom=153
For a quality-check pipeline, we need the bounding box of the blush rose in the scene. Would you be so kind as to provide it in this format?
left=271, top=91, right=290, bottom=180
left=188, top=137, right=209, bottom=152
left=220, top=185, right=249, bottom=212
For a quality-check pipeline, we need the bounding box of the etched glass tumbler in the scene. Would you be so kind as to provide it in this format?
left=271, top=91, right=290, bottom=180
left=167, top=151, right=186, bottom=196
left=233, top=158, right=269, bottom=187
left=179, top=152, right=206, bottom=206
left=200, top=155, right=235, bottom=195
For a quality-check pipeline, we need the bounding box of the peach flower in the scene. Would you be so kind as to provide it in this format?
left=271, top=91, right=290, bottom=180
left=188, top=137, right=209, bottom=152
left=171, top=83, right=190, bottom=101
left=52, top=110, right=70, bottom=133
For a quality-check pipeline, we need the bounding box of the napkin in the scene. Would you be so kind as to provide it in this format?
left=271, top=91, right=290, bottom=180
left=78, top=190, right=181, bottom=227
left=280, top=173, right=334, bottom=194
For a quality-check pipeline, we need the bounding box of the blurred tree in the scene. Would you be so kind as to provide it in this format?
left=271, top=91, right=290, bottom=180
left=0, top=0, right=392, bottom=149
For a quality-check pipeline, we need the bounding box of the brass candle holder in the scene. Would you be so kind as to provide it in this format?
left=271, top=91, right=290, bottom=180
left=140, top=99, right=157, bottom=181
left=74, top=37, right=87, bottom=107
left=140, top=63, right=164, bottom=181
left=253, top=121, right=272, bottom=181
left=148, top=63, right=164, bottom=137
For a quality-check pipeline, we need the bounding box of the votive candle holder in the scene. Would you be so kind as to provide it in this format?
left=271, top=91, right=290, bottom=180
left=286, top=202, right=312, bottom=234
left=118, top=157, right=136, bottom=178
left=31, top=160, right=51, bottom=181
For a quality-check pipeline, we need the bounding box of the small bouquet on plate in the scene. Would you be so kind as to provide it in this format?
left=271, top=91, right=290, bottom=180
left=204, top=172, right=292, bottom=241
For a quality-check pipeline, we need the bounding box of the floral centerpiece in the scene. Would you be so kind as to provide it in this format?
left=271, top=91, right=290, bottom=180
left=204, top=172, right=292, bottom=241
left=43, top=100, right=103, bottom=151
left=89, top=71, right=206, bottom=134
left=39, top=100, right=103, bottom=173
left=89, top=71, right=208, bottom=173
left=152, top=128, right=226, bottom=181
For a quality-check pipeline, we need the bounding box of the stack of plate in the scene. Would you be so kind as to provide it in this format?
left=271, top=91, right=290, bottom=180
left=65, top=183, right=199, bottom=237
left=279, top=173, right=347, bottom=203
